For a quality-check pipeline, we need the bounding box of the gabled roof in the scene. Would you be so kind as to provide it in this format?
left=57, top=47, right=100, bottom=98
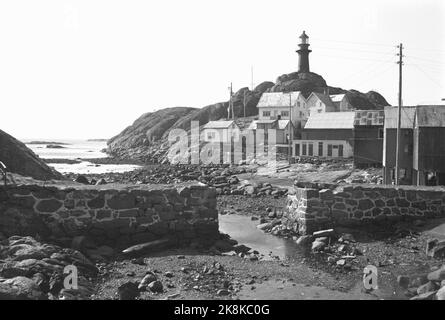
left=278, top=120, right=292, bottom=130
left=203, top=120, right=237, bottom=129
left=304, top=112, right=355, bottom=129
left=257, top=91, right=303, bottom=108
left=329, top=94, right=346, bottom=103
left=416, top=105, right=445, bottom=127
left=384, top=106, right=416, bottom=129
left=307, top=92, right=335, bottom=108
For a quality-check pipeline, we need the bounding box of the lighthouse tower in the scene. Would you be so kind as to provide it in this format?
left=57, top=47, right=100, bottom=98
left=296, top=31, right=311, bottom=73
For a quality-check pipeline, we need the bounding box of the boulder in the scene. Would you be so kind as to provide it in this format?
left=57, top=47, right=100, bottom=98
left=436, top=286, right=445, bottom=300
left=427, top=266, right=445, bottom=282
left=117, top=282, right=139, bottom=300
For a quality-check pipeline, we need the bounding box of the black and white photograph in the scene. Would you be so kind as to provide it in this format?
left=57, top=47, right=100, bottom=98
left=0, top=0, right=444, bottom=309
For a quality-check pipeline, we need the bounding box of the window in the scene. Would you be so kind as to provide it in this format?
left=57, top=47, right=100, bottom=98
left=299, top=111, right=303, bottom=117
left=339, top=144, right=344, bottom=157
left=297, top=102, right=301, bottom=107
left=207, top=132, right=216, bottom=140
left=262, top=111, right=270, bottom=117
left=378, top=128, right=384, bottom=139
left=281, top=111, right=289, bottom=117
left=295, top=144, right=300, bottom=156
left=302, top=143, right=307, bottom=156
left=318, top=142, right=323, bottom=156
left=327, top=144, right=333, bottom=156
left=308, top=143, right=313, bottom=156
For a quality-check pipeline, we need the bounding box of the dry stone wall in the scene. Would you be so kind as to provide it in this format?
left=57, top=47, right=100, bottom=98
left=0, top=184, right=218, bottom=247
left=284, top=184, right=445, bottom=234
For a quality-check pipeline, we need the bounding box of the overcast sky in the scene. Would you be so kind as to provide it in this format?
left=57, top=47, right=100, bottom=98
left=0, top=0, right=444, bottom=140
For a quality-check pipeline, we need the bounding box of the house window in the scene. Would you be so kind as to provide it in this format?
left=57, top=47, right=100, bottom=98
left=263, top=111, right=270, bottom=117
left=339, top=144, right=344, bottom=157
left=327, top=144, right=333, bottom=156
left=297, top=102, right=300, bottom=107
left=299, top=111, right=303, bottom=117
left=281, top=111, right=289, bottom=117
left=295, top=144, right=300, bottom=156
left=318, top=142, right=323, bottom=156
left=378, top=128, right=384, bottom=139
left=302, top=143, right=307, bottom=156
left=207, top=132, right=216, bottom=140
left=308, top=143, right=313, bottom=156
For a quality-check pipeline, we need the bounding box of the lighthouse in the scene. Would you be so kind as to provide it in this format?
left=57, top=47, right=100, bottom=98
left=296, top=31, right=311, bottom=73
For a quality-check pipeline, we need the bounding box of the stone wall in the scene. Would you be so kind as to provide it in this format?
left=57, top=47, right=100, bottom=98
left=0, top=183, right=218, bottom=248
left=283, top=184, right=445, bottom=234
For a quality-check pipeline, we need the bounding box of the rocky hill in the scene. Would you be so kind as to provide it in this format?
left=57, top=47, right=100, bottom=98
left=107, top=71, right=390, bottom=162
left=0, top=129, right=62, bottom=181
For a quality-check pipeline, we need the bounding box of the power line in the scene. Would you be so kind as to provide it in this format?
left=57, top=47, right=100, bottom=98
left=311, top=37, right=395, bottom=48
left=315, top=45, right=395, bottom=56
left=405, top=55, right=445, bottom=66
left=407, top=63, right=444, bottom=89
left=315, top=53, right=396, bottom=63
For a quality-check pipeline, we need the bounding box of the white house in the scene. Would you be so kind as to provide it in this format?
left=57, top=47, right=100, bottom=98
left=329, top=94, right=353, bottom=111
left=202, top=120, right=240, bottom=143
left=306, top=92, right=336, bottom=115
left=257, top=91, right=308, bottom=129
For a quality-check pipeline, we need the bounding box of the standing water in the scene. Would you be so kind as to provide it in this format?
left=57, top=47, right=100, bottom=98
left=218, top=214, right=308, bottom=260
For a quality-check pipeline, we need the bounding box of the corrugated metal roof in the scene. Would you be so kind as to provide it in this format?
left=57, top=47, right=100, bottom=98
left=354, top=110, right=385, bottom=126
left=416, top=105, right=445, bottom=127
left=203, top=120, right=236, bottom=129
left=384, top=106, right=416, bottom=129
left=304, top=112, right=355, bottom=129
left=330, top=94, right=346, bottom=103
left=257, top=91, right=302, bottom=108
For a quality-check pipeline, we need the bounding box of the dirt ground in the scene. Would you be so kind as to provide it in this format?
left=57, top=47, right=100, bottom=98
left=93, top=194, right=445, bottom=300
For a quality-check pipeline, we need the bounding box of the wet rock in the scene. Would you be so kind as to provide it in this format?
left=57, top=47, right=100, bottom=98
left=417, top=281, right=439, bottom=295
left=296, top=235, right=313, bottom=246
left=311, top=240, right=325, bottom=252
left=217, top=289, right=230, bottom=296
left=148, top=280, right=163, bottom=293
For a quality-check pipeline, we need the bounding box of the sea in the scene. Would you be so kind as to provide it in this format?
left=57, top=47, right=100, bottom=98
left=22, top=139, right=141, bottom=175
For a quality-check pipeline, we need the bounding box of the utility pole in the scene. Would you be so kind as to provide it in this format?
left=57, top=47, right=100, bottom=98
left=395, top=43, right=404, bottom=185
left=251, top=66, right=254, bottom=91
left=243, top=90, right=247, bottom=118
left=288, top=93, right=292, bottom=164
left=228, top=83, right=234, bottom=120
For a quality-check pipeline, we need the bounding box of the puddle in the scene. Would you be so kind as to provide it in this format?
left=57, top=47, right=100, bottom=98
left=218, top=214, right=308, bottom=260
left=219, top=214, right=409, bottom=300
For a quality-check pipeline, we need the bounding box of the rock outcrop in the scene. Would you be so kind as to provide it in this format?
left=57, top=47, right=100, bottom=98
left=0, top=129, right=62, bottom=181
